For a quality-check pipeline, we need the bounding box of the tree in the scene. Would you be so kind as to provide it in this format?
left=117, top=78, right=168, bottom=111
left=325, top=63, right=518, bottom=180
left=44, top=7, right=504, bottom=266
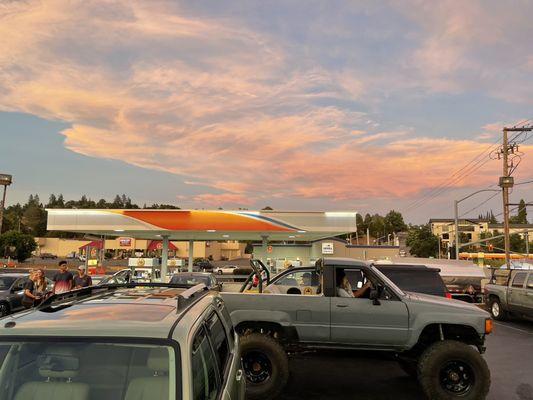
left=22, top=195, right=47, bottom=236
left=384, top=210, right=407, bottom=233
left=244, top=242, right=254, bottom=254
left=0, top=231, right=37, bottom=262
left=262, top=206, right=273, bottom=210
left=406, top=225, right=439, bottom=258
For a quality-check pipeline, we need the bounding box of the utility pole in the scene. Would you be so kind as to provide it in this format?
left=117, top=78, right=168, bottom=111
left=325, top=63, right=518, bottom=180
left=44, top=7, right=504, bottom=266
left=501, top=127, right=512, bottom=269
left=499, top=125, right=532, bottom=269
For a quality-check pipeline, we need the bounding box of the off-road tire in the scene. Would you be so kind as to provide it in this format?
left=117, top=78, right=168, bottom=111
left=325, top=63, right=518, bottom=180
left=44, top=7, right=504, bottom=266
left=418, top=340, right=490, bottom=400
left=240, top=333, right=289, bottom=400
left=398, top=359, right=418, bottom=379
left=489, top=298, right=507, bottom=321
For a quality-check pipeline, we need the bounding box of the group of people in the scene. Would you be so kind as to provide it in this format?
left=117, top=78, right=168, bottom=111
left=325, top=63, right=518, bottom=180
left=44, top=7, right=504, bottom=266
left=22, top=260, right=93, bottom=309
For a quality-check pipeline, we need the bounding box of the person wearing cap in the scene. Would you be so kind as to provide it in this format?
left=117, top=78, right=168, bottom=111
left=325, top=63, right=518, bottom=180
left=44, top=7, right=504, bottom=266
left=73, top=265, right=92, bottom=289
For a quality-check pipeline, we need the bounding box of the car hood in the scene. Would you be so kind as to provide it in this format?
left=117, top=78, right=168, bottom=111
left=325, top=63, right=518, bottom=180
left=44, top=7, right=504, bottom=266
left=404, top=291, right=487, bottom=315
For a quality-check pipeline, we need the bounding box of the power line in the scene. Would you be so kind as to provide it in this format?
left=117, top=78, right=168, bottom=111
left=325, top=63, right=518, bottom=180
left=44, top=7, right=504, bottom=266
left=459, top=191, right=501, bottom=218
left=404, top=128, right=530, bottom=213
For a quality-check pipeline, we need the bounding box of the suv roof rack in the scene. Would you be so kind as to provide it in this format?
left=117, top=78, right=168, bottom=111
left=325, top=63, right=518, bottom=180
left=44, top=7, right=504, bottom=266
left=38, top=282, right=209, bottom=311
left=177, top=283, right=209, bottom=310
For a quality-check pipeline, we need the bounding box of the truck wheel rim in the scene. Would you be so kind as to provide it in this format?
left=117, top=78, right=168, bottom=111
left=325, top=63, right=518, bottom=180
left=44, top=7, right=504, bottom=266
left=439, top=360, right=475, bottom=395
left=0, top=304, right=7, bottom=316
left=491, top=302, right=500, bottom=317
left=243, top=351, right=272, bottom=384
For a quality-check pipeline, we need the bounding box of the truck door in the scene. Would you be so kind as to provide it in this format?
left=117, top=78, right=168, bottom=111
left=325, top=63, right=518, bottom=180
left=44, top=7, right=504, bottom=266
left=524, top=273, right=533, bottom=318
left=330, top=268, right=409, bottom=348
left=508, top=272, right=528, bottom=313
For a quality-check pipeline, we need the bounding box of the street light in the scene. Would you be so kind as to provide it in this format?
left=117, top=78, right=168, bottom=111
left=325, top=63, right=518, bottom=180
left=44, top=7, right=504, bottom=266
left=454, top=188, right=500, bottom=260
left=0, top=174, right=13, bottom=235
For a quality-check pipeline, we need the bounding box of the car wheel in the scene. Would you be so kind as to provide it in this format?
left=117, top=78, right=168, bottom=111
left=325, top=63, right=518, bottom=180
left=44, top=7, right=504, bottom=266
left=217, top=270, right=223, bottom=275
left=489, top=298, right=507, bottom=321
left=418, top=340, right=490, bottom=400
left=0, top=302, right=11, bottom=317
left=240, top=333, right=289, bottom=400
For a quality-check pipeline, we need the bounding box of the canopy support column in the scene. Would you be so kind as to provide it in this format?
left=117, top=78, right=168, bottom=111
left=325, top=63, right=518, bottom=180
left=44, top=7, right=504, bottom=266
left=161, top=235, right=169, bottom=282
left=188, top=240, right=194, bottom=272
left=261, top=235, right=270, bottom=271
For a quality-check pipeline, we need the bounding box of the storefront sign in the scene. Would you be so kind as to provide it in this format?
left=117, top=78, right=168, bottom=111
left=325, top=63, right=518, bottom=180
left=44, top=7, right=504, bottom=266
left=322, top=242, right=334, bottom=255
left=119, top=237, right=132, bottom=247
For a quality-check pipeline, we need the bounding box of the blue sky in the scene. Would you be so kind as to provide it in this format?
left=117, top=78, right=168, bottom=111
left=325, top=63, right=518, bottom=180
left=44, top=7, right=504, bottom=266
left=0, top=1, right=531, bottom=223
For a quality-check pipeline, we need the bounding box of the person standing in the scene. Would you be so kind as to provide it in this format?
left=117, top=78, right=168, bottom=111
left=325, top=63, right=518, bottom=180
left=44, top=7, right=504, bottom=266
left=53, top=261, right=74, bottom=294
left=22, top=271, right=41, bottom=309
left=73, top=265, right=92, bottom=289
left=33, top=269, right=48, bottom=300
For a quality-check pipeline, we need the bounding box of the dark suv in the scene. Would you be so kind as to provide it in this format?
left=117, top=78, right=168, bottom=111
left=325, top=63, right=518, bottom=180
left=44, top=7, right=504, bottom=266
left=374, top=264, right=450, bottom=298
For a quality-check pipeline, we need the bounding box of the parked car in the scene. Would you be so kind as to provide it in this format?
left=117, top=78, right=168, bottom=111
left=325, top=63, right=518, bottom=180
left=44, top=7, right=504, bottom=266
left=215, top=265, right=239, bottom=275
left=170, top=272, right=222, bottom=291
left=224, top=258, right=492, bottom=400
left=0, top=273, right=53, bottom=317
left=194, top=259, right=214, bottom=270
left=485, top=267, right=533, bottom=321
left=0, top=282, right=246, bottom=400
left=39, top=253, right=58, bottom=259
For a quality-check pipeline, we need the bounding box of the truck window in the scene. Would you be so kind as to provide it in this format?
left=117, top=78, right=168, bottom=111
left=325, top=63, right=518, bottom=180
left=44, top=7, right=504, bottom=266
left=206, top=312, right=230, bottom=377
left=275, top=271, right=318, bottom=288
left=511, top=272, right=527, bottom=288
left=192, top=326, right=219, bottom=400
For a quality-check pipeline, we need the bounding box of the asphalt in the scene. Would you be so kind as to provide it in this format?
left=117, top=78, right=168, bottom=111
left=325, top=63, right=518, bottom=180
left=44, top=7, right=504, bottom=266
left=280, top=319, right=533, bottom=400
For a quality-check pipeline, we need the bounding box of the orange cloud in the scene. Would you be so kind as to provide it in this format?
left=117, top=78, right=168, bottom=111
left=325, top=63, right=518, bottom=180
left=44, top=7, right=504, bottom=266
left=0, top=0, right=531, bottom=211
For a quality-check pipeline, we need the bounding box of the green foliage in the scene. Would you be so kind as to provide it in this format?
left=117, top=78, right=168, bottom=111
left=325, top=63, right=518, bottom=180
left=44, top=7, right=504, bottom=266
left=0, top=231, right=37, bottom=262
left=509, top=199, right=528, bottom=224
left=244, top=242, right=254, bottom=254
left=384, top=210, right=407, bottom=233
left=406, top=225, right=439, bottom=258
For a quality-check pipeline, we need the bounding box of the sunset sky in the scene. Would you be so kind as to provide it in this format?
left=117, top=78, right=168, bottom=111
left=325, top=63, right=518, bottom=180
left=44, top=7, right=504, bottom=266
left=1, top=0, right=532, bottom=223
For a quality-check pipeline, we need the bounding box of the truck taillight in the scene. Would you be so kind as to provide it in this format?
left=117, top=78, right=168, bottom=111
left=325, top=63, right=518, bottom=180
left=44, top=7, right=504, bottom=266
left=445, top=293, right=452, bottom=299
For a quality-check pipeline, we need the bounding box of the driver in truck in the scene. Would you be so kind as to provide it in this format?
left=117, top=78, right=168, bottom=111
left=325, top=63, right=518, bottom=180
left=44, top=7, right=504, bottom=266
left=336, top=269, right=372, bottom=298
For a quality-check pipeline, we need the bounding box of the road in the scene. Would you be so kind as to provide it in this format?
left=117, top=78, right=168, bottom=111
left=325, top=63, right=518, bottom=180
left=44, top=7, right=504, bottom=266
left=280, top=319, right=533, bottom=400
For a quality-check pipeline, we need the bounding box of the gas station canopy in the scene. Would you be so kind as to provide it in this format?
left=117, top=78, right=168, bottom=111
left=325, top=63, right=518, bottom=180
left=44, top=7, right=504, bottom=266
left=47, top=209, right=358, bottom=241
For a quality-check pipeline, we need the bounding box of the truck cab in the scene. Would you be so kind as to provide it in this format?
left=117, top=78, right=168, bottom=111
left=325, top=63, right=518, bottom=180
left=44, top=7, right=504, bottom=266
left=486, top=267, right=533, bottom=321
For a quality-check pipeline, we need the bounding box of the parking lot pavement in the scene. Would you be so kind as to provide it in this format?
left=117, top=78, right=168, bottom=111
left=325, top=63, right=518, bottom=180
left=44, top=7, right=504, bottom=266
left=280, top=319, right=533, bottom=400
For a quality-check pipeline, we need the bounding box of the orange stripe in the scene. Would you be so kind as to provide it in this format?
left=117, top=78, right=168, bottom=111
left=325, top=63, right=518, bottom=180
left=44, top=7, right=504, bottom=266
left=116, top=210, right=294, bottom=232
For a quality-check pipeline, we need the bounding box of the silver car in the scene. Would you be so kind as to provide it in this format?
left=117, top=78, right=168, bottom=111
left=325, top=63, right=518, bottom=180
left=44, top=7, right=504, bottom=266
left=0, top=283, right=245, bottom=400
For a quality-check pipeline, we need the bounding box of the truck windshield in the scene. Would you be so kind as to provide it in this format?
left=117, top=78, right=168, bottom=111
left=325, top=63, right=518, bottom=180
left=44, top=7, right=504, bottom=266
left=370, top=266, right=405, bottom=297
left=0, top=340, right=179, bottom=400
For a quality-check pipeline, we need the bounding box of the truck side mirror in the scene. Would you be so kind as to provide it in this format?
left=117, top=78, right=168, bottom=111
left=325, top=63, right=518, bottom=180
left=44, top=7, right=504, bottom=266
left=369, top=284, right=383, bottom=306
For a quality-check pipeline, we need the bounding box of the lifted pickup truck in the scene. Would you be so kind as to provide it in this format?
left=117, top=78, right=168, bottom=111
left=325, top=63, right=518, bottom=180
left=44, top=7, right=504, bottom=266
left=222, top=258, right=492, bottom=400
left=485, top=267, right=533, bottom=321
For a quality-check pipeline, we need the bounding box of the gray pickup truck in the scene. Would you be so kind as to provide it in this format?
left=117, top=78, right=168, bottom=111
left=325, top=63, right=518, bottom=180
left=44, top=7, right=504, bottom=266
left=221, top=258, right=492, bottom=400
left=485, top=268, right=533, bottom=321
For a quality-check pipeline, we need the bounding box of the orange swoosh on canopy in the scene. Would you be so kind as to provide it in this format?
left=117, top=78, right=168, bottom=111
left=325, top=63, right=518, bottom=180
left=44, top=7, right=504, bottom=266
left=116, top=210, right=294, bottom=232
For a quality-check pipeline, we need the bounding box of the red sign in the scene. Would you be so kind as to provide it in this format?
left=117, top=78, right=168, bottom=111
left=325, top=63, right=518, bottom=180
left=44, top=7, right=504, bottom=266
left=119, top=238, right=132, bottom=247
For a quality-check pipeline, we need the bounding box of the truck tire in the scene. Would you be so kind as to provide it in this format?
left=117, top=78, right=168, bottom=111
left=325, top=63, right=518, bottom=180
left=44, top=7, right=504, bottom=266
left=240, top=333, right=289, bottom=400
left=418, top=340, right=490, bottom=400
left=489, top=298, right=507, bottom=321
